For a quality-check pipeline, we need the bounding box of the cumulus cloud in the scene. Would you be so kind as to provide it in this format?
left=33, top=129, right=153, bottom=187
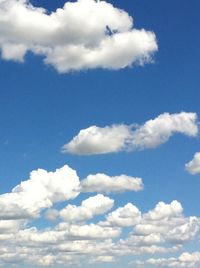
left=62, top=124, right=133, bottom=155
left=0, top=165, right=80, bottom=219
left=81, top=173, right=143, bottom=193
left=0, top=164, right=200, bottom=267
left=123, top=200, right=200, bottom=248
left=0, top=198, right=200, bottom=267
left=185, top=152, right=200, bottom=175
left=134, top=252, right=200, bottom=267
left=105, top=203, right=141, bottom=227
left=0, top=0, right=158, bottom=72
left=59, top=194, right=114, bottom=223
left=62, top=112, right=198, bottom=155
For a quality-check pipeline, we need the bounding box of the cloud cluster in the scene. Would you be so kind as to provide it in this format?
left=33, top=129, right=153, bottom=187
left=134, top=252, right=200, bottom=267
left=62, top=112, right=199, bottom=155
left=185, top=152, right=200, bottom=175
left=0, top=164, right=199, bottom=267
left=0, top=0, right=158, bottom=72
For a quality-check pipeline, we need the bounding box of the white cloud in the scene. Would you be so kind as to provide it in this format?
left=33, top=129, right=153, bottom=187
left=134, top=252, right=200, bottom=267
left=62, top=124, right=132, bottom=155
left=81, top=173, right=143, bottom=193
left=0, top=0, right=158, bottom=72
left=131, top=112, right=198, bottom=149
left=185, top=152, right=200, bottom=175
left=124, top=200, right=200, bottom=248
left=59, top=194, right=114, bottom=223
left=0, top=197, right=199, bottom=267
left=105, top=203, right=141, bottom=227
left=0, top=164, right=200, bottom=267
left=0, top=165, right=80, bottom=219
left=62, top=112, right=198, bottom=155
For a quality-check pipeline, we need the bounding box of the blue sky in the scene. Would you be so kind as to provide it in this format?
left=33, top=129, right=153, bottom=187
left=0, top=0, right=200, bottom=267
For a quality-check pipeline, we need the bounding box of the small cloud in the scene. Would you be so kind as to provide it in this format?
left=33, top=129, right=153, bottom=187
left=185, top=152, right=200, bottom=175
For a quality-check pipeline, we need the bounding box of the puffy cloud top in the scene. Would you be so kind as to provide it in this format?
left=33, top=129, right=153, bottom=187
left=0, top=165, right=80, bottom=219
left=59, top=194, right=114, bottom=223
left=0, top=0, right=158, bottom=72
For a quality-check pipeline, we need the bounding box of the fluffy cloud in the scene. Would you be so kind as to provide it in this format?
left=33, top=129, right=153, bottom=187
left=0, top=165, right=80, bottom=219
left=127, top=201, right=200, bottom=247
left=0, top=164, right=200, bottom=267
left=0, top=0, right=158, bottom=72
left=62, top=112, right=198, bottom=155
left=62, top=124, right=132, bottom=155
left=134, top=252, right=200, bottom=267
left=0, top=198, right=199, bottom=267
left=105, top=203, right=141, bottom=227
left=185, top=152, right=200, bottom=175
left=59, top=194, right=114, bottom=222
left=81, top=173, right=143, bottom=193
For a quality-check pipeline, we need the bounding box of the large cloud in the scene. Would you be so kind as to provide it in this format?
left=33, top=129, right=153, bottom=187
left=0, top=0, right=158, bottom=72
left=81, top=173, right=143, bottom=193
left=0, top=164, right=200, bottom=267
left=62, top=112, right=198, bottom=155
left=185, top=152, right=200, bottom=175
left=0, top=165, right=80, bottom=219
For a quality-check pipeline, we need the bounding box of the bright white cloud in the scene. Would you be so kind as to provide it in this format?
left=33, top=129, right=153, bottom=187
left=62, top=124, right=132, bottom=155
left=131, top=112, right=198, bottom=149
left=124, top=200, right=200, bottom=248
left=62, top=112, right=198, bottom=155
left=105, top=203, right=141, bottom=227
left=0, top=198, right=199, bottom=267
left=185, top=152, right=200, bottom=175
left=59, top=194, right=114, bottom=223
left=0, top=165, right=80, bottom=219
left=0, top=0, right=158, bottom=72
left=0, top=165, right=200, bottom=267
left=81, top=173, right=143, bottom=193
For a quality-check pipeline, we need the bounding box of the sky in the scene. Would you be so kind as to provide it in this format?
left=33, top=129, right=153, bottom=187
left=0, top=0, right=200, bottom=267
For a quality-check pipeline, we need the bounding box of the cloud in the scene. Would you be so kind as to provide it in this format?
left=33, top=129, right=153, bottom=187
left=134, top=252, right=200, bottom=267
left=62, top=112, right=198, bottom=155
left=81, top=173, right=143, bottom=193
left=62, top=124, right=133, bottom=155
left=59, top=194, right=114, bottom=223
left=105, top=203, right=141, bottom=227
left=0, top=0, right=158, bottom=72
left=0, top=165, right=80, bottom=219
left=0, top=164, right=200, bottom=267
left=185, top=152, right=200, bottom=175
left=123, top=200, right=200, bottom=248
left=0, top=199, right=199, bottom=267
